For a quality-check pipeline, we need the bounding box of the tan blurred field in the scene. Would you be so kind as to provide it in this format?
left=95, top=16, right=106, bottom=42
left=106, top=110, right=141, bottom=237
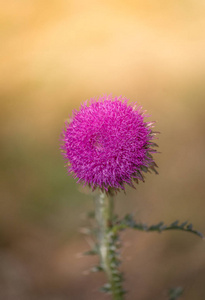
left=1, top=1, right=205, bottom=299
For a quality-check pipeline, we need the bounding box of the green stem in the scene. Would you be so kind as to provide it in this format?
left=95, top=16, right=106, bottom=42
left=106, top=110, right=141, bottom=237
left=95, top=192, right=125, bottom=300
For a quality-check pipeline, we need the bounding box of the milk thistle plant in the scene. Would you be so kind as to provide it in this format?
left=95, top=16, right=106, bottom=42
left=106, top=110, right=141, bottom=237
left=61, top=95, right=203, bottom=300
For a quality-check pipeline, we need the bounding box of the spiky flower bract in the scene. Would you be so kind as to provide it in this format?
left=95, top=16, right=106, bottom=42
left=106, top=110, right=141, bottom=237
left=61, top=95, right=158, bottom=193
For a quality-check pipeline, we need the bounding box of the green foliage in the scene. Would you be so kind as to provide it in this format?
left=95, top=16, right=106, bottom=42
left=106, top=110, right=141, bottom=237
left=84, top=207, right=125, bottom=299
left=91, top=265, right=103, bottom=272
left=83, top=248, right=99, bottom=256
left=100, top=283, right=112, bottom=294
left=112, top=214, right=203, bottom=238
left=83, top=210, right=203, bottom=299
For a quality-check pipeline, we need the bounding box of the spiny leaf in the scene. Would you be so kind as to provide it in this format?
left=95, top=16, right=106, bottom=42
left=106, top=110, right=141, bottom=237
left=180, top=221, right=188, bottom=228
left=187, top=223, right=193, bottom=230
left=91, top=265, right=103, bottom=272
left=164, top=222, right=203, bottom=238
left=149, top=222, right=164, bottom=231
left=100, top=283, right=111, bottom=294
left=83, top=247, right=98, bottom=256
left=113, top=216, right=203, bottom=238
left=170, top=220, right=179, bottom=227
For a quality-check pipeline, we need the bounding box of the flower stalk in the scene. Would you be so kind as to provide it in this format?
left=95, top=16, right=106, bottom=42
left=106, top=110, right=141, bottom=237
left=95, top=192, right=125, bottom=300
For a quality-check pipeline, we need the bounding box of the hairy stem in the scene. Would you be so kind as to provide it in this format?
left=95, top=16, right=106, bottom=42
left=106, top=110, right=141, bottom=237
left=95, top=192, right=125, bottom=300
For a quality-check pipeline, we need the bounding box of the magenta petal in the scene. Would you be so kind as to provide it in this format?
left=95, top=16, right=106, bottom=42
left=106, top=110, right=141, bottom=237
left=61, top=96, right=158, bottom=192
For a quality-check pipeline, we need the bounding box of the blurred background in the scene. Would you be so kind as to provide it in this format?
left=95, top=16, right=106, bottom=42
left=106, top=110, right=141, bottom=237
left=1, top=1, right=205, bottom=299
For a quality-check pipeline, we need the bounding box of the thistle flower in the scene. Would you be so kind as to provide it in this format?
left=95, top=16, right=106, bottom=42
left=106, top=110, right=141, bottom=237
left=61, top=95, right=158, bottom=193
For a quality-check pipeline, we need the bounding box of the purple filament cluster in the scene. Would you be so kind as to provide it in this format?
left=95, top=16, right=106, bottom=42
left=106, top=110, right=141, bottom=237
left=61, top=96, right=158, bottom=192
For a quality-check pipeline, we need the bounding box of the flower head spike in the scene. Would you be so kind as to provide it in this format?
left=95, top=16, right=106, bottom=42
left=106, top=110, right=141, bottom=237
left=61, top=96, right=158, bottom=193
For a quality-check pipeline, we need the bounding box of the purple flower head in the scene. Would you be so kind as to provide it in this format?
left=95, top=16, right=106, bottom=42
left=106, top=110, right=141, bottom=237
left=61, top=95, right=158, bottom=193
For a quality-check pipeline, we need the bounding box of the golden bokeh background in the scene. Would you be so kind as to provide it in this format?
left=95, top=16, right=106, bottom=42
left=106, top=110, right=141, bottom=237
left=1, top=1, right=205, bottom=299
